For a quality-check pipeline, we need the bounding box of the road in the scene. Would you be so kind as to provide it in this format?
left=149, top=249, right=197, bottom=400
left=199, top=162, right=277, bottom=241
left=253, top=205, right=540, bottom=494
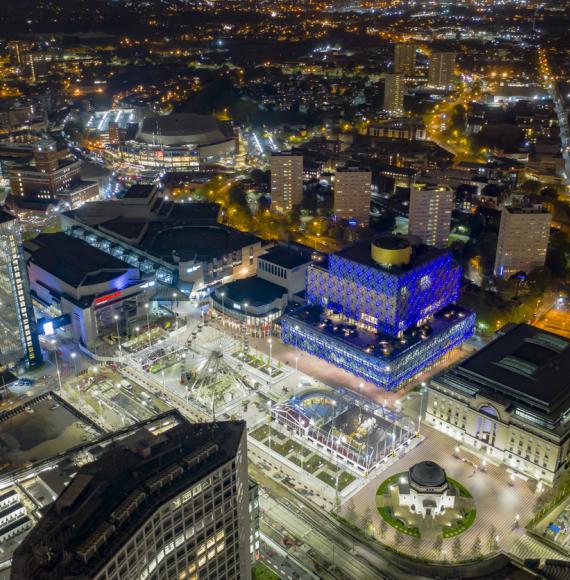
left=251, top=462, right=431, bottom=580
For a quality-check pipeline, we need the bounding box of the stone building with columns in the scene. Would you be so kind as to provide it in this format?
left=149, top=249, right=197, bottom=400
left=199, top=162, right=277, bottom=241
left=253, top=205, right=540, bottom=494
left=425, top=323, right=570, bottom=485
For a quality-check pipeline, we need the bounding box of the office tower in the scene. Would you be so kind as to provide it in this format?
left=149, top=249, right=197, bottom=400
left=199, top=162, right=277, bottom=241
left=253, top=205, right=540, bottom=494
left=108, top=121, right=121, bottom=145
left=270, top=152, right=303, bottom=212
left=0, top=208, right=42, bottom=367
left=408, top=184, right=453, bottom=248
left=333, top=166, right=372, bottom=224
left=383, top=73, right=404, bottom=114
left=7, top=41, right=26, bottom=67
left=428, top=52, right=456, bottom=89
left=394, top=43, right=416, bottom=76
left=11, top=420, right=254, bottom=580
left=494, top=206, right=551, bottom=279
left=8, top=140, right=99, bottom=208
left=368, top=118, right=426, bottom=141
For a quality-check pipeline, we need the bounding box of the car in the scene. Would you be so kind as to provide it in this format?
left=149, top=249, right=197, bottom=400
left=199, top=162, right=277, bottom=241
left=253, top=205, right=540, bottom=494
left=120, top=380, right=133, bottom=390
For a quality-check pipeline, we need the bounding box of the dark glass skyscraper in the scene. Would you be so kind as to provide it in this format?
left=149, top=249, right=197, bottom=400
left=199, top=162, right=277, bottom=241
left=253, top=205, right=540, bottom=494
left=0, top=208, right=42, bottom=368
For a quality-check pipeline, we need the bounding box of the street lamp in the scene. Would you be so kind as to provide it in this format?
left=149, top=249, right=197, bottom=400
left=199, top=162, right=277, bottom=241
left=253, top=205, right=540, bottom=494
left=220, top=291, right=225, bottom=325
left=295, top=355, right=299, bottom=372
left=71, top=352, right=78, bottom=376
left=268, top=338, right=273, bottom=377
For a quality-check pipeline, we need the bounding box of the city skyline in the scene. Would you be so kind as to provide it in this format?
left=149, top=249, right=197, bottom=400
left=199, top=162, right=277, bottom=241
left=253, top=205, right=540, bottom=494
left=0, top=1, right=569, bottom=579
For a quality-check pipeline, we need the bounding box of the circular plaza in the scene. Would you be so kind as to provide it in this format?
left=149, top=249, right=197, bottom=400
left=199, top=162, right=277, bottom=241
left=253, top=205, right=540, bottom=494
left=375, top=461, right=476, bottom=540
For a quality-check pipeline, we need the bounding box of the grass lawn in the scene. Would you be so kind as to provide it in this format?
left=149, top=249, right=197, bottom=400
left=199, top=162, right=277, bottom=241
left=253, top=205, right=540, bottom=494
left=304, top=454, right=336, bottom=474
left=250, top=425, right=270, bottom=441
left=316, top=469, right=355, bottom=491
left=376, top=473, right=403, bottom=496
left=449, top=478, right=473, bottom=498
left=316, top=470, right=337, bottom=488
left=442, top=509, right=477, bottom=538
left=288, top=448, right=313, bottom=468
left=271, top=438, right=294, bottom=457
left=250, top=425, right=282, bottom=444
left=338, top=472, right=356, bottom=490
left=377, top=506, right=420, bottom=537
left=284, top=439, right=306, bottom=457
left=252, top=562, right=279, bottom=580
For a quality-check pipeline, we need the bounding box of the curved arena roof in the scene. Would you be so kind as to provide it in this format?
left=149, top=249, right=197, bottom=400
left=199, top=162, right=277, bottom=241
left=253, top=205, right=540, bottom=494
left=138, top=113, right=233, bottom=147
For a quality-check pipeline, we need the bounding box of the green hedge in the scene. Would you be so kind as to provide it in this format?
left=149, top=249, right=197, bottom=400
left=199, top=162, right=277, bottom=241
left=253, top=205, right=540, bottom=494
left=376, top=473, right=404, bottom=496
left=449, top=478, right=473, bottom=499
left=442, top=509, right=477, bottom=538
left=377, top=507, right=421, bottom=537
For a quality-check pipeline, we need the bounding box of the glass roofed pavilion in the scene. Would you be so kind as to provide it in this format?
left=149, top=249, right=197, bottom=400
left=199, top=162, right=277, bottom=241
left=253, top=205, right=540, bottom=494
left=281, top=236, right=475, bottom=390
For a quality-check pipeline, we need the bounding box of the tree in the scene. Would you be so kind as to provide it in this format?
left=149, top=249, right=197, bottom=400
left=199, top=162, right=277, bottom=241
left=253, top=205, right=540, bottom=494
left=380, top=518, right=388, bottom=538
left=471, top=535, right=482, bottom=558
left=446, top=104, right=467, bottom=134
left=527, top=267, right=553, bottom=295
left=546, top=230, right=570, bottom=279
left=250, top=168, right=269, bottom=184
left=520, top=179, right=542, bottom=195
left=540, top=186, right=558, bottom=201
left=289, top=204, right=302, bottom=231
left=452, top=537, right=462, bottom=560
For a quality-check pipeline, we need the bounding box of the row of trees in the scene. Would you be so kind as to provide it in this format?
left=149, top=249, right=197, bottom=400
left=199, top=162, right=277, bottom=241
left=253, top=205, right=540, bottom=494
left=346, top=500, right=499, bottom=561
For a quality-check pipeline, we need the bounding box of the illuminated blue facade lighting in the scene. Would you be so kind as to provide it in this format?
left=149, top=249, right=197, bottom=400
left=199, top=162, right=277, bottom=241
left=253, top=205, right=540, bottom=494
left=282, top=310, right=475, bottom=390
left=282, top=240, right=475, bottom=390
left=308, top=252, right=461, bottom=335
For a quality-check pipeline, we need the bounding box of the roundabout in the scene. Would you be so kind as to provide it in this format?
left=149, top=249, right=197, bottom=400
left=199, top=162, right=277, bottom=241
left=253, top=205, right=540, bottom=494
left=375, top=461, right=476, bottom=540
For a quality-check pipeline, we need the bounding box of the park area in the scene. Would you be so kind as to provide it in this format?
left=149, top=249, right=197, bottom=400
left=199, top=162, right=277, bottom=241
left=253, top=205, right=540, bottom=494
left=375, top=471, right=477, bottom=540
left=250, top=424, right=355, bottom=492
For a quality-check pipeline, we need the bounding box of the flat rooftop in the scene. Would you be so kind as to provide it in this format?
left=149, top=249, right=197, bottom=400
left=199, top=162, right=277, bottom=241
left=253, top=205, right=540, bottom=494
left=122, top=183, right=155, bottom=200
left=11, top=420, right=244, bottom=579
left=457, top=323, right=570, bottom=419
left=333, top=239, right=449, bottom=274
left=0, top=393, right=102, bottom=477
left=287, top=303, right=473, bottom=363
left=504, top=206, right=550, bottom=215
left=25, top=232, right=134, bottom=288
left=260, top=247, right=312, bottom=269
left=140, top=223, right=260, bottom=262
left=217, top=277, right=286, bottom=308
left=0, top=207, right=16, bottom=226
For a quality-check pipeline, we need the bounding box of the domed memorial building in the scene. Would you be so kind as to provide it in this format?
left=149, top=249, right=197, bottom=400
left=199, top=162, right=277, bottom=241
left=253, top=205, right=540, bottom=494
left=397, top=461, right=456, bottom=518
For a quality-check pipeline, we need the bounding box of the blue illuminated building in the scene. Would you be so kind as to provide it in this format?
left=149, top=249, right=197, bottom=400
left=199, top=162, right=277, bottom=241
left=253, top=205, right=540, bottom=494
left=281, top=236, right=475, bottom=390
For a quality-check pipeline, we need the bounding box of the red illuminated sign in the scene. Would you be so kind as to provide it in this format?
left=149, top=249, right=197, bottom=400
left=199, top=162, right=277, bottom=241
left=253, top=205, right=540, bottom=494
left=95, top=290, right=121, bottom=305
